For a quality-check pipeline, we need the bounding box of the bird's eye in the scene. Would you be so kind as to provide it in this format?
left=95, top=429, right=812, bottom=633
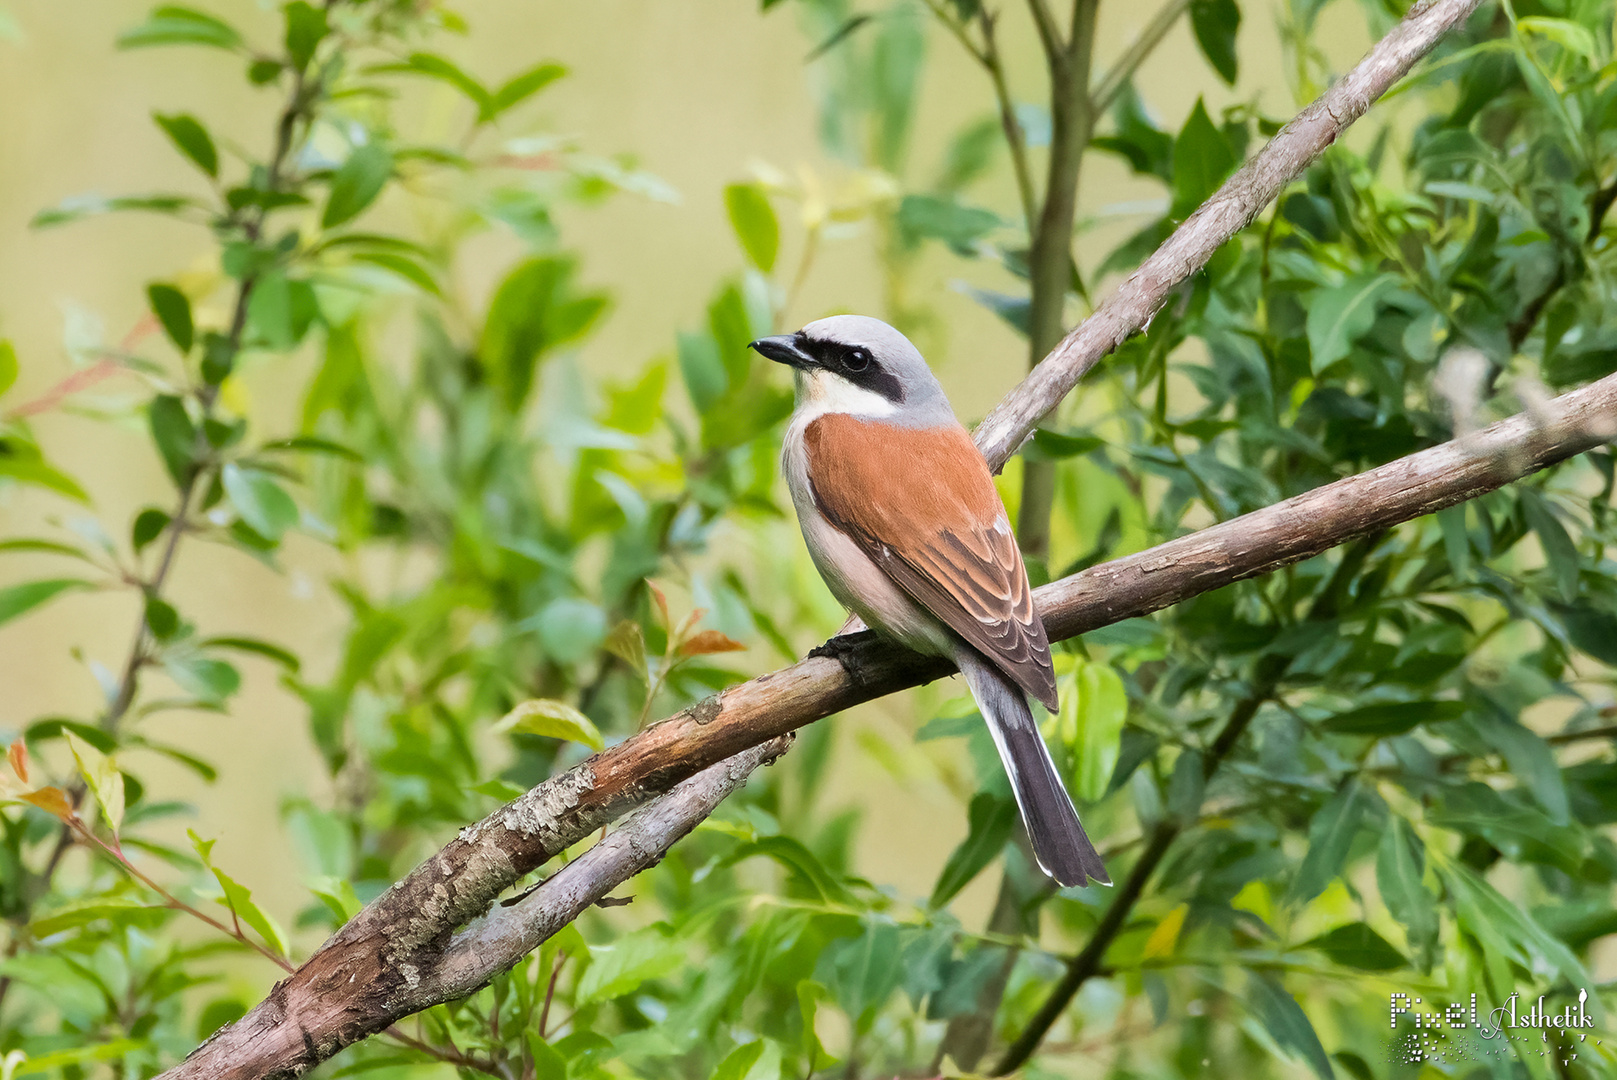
left=845, top=347, right=871, bottom=372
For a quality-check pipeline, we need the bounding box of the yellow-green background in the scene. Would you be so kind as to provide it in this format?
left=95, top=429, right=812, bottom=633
left=0, top=0, right=1370, bottom=942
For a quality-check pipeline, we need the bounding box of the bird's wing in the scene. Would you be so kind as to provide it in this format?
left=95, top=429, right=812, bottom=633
left=802, top=413, right=1058, bottom=711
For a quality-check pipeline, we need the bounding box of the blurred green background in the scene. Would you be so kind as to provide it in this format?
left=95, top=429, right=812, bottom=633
left=0, top=0, right=1360, bottom=920
left=5, top=0, right=1617, bottom=1077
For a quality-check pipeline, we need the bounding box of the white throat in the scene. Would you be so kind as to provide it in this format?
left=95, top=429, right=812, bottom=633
left=792, top=368, right=898, bottom=423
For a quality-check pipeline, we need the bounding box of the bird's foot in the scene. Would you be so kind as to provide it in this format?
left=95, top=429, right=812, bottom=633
left=808, top=632, right=872, bottom=679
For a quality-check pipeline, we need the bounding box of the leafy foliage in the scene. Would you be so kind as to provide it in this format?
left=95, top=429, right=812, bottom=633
left=2, top=0, right=1616, bottom=1077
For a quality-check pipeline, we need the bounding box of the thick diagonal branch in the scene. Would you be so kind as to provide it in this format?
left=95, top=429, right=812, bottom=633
left=161, top=0, right=1501, bottom=1074
left=166, top=366, right=1617, bottom=1078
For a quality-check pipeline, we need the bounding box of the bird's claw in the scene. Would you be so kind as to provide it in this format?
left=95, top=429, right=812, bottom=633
left=808, top=634, right=862, bottom=673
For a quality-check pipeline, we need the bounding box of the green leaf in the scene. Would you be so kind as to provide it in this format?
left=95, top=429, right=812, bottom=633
left=1306, top=273, right=1399, bottom=373
left=1025, top=429, right=1104, bottom=461
left=7, top=1040, right=143, bottom=1077
left=929, top=792, right=1016, bottom=908
left=1516, top=16, right=1599, bottom=63
left=0, top=578, right=90, bottom=628
left=31, top=193, right=200, bottom=229
left=152, top=112, right=217, bottom=177
left=711, top=1040, right=765, bottom=1080
left=137, top=740, right=218, bottom=782
left=1552, top=601, right=1617, bottom=663
left=481, top=256, right=608, bottom=411
left=604, top=620, right=648, bottom=680
left=1377, top=817, right=1437, bottom=971
left=935, top=115, right=1000, bottom=195
left=148, top=394, right=197, bottom=485
left=248, top=58, right=284, bottom=84
left=825, top=919, right=903, bottom=1031
left=202, top=636, right=301, bottom=673
left=132, top=508, right=170, bottom=554
left=1321, top=700, right=1464, bottom=735
left=348, top=251, right=441, bottom=295
left=1167, top=748, right=1205, bottom=823
left=1244, top=972, right=1335, bottom=1080
left=603, top=362, right=667, bottom=435
left=1439, top=857, right=1593, bottom=992
left=896, top=194, right=999, bottom=250
left=389, top=52, right=492, bottom=118
left=283, top=1, right=327, bottom=71
left=575, top=925, right=685, bottom=1005
left=678, top=331, right=726, bottom=412
left=1171, top=98, right=1237, bottom=214
left=1061, top=659, right=1127, bottom=801
left=0, top=456, right=89, bottom=502
left=210, top=864, right=290, bottom=958
left=0, top=539, right=90, bottom=562
left=1437, top=504, right=1470, bottom=578
left=165, top=655, right=241, bottom=703
left=322, top=143, right=393, bottom=229
left=1471, top=710, right=1569, bottom=823
left=117, top=5, right=243, bottom=50
left=64, top=730, right=123, bottom=836
left=493, top=699, right=604, bottom=752
left=260, top=436, right=364, bottom=461
left=0, top=339, right=15, bottom=397
left=1302, top=922, right=1406, bottom=971
left=144, top=594, right=180, bottom=639
left=522, top=597, right=607, bottom=665
left=222, top=463, right=298, bottom=542
left=30, top=898, right=166, bottom=938
left=796, top=981, right=835, bottom=1070
left=492, top=61, right=567, bottom=116
left=724, top=835, right=855, bottom=906
left=1189, top=0, right=1240, bottom=84
left=1288, top=778, right=1376, bottom=904
left=307, top=875, right=361, bottom=924
left=724, top=184, right=779, bottom=272
left=1521, top=489, right=1578, bottom=601
left=1093, top=83, right=1174, bottom=181
left=147, top=283, right=194, bottom=352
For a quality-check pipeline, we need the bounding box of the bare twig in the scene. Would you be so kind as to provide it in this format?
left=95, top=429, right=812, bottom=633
left=1090, top=0, right=1194, bottom=114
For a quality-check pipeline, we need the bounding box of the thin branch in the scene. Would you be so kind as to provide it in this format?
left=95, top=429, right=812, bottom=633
left=972, top=0, right=1489, bottom=468
left=993, top=671, right=1282, bottom=1073
left=981, top=10, right=1040, bottom=233
left=918, top=0, right=1039, bottom=232
left=383, top=1026, right=509, bottom=1079
left=1027, top=0, right=1066, bottom=65
left=0, top=51, right=317, bottom=1015
left=1090, top=0, right=1194, bottom=115
left=162, top=738, right=794, bottom=1078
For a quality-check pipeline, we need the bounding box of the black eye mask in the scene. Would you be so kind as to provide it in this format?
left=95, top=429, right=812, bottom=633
left=798, top=333, right=905, bottom=404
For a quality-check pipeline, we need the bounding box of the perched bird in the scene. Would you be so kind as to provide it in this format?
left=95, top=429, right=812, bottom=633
left=749, top=315, right=1109, bottom=888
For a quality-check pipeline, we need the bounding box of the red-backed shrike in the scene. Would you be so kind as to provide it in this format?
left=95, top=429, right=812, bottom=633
left=750, top=315, right=1109, bottom=888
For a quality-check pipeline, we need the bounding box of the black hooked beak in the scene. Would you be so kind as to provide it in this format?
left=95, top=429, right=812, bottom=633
left=748, top=334, right=814, bottom=369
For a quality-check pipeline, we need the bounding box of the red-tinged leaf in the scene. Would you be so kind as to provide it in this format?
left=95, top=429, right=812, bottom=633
left=647, top=580, right=670, bottom=629
left=674, top=606, right=708, bottom=644
left=19, top=786, right=75, bottom=821
left=680, top=630, right=747, bottom=657
left=8, top=739, right=28, bottom=784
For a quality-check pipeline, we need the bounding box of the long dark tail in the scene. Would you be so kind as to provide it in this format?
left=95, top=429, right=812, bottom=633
left=956, top=650, right=1110, bottom=888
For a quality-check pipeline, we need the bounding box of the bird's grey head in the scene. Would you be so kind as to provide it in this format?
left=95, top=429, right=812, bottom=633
left=748, top=315, right=954, bottom=426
